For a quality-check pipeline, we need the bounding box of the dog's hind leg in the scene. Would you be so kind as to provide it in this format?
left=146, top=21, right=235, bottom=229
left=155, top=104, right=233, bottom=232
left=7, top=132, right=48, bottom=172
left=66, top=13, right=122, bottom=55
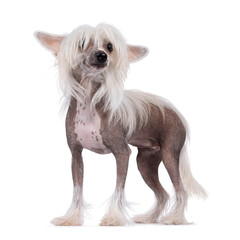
left=160, top=134, right=189, bottom=225
left=51, top=147, right=85, bottom=226
left=133, top=148, right=169, bottom=223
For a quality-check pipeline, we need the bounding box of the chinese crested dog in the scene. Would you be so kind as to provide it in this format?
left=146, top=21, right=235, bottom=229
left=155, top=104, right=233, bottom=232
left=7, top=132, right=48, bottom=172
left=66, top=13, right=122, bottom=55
left=35, top=23, right=207, bottom=226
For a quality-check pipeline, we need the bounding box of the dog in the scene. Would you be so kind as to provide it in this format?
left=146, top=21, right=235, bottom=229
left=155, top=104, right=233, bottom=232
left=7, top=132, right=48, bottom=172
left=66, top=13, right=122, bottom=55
left=35, top=23, right=207, bottom=226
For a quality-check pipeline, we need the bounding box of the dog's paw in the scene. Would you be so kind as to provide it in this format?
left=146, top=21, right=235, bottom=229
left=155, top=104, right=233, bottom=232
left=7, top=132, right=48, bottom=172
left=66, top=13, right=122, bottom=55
left=100, top=215, right=127, bottom=226
left=133, top=214, right=158, bottom=224
left=160, top=215, right=189, bottom=225
left=51, top=216, right=83, bottom=226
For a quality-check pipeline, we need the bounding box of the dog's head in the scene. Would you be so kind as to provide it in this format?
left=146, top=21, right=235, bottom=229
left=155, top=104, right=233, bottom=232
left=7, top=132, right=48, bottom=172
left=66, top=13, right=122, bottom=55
left=35, top=24, right=148, bottom=110
left=35, top=24, right=148, bottom=79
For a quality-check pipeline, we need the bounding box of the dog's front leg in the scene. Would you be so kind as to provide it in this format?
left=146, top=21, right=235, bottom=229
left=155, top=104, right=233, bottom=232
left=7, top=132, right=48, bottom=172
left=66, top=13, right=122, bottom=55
left=100, top=145, right=131, bottom=226
left=51, top=147, right=85, bottom=226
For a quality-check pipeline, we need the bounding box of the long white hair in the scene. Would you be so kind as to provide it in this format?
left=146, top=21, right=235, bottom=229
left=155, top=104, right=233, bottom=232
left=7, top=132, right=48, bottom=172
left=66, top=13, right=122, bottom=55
left=57, top=24, right=128, bottom=113
left=56, top=23, right=188, bottom=139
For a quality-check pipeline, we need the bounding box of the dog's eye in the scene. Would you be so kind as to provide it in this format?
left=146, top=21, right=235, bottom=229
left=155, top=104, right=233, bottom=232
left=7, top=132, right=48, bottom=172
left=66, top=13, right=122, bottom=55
left=79, top=39, right=85, bottom=50
left=107, top=42, right=113, bottom=52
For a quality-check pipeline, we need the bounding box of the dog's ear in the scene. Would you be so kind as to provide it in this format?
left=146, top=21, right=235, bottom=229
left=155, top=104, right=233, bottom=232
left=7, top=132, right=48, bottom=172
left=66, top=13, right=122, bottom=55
left=34, top=32, right=64, bottom=56
left=127, top=45, right=149, bottom=63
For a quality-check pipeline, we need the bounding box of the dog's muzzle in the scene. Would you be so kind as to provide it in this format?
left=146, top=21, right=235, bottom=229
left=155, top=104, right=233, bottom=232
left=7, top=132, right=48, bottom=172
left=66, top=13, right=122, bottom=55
left=95, top=51, right=107, bottom=63
left=88, top=50, right=108, bottom=69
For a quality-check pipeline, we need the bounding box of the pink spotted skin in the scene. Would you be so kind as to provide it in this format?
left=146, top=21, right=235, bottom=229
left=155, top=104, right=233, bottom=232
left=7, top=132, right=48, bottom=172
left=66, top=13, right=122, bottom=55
left=74, top=101, right=111, bottom=154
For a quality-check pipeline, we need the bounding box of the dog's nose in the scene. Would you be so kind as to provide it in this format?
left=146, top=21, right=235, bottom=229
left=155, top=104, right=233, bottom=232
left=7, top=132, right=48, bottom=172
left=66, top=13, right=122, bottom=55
left=95, top=51, right=107, bottom=63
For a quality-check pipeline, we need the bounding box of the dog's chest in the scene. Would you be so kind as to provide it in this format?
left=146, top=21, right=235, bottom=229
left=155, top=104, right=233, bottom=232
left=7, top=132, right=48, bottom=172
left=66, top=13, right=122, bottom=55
left=74, top=102, right=111, bottom=154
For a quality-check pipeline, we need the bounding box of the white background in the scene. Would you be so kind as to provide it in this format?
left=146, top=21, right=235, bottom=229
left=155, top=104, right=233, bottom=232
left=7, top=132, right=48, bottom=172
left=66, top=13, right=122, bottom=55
left=0, top=0, right=240, bottom=239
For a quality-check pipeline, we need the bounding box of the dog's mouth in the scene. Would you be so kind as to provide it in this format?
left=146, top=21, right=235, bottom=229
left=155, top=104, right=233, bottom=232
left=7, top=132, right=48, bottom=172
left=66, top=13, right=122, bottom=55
left=90, top=62, right=108, bottom=69
left=80, top=59, right=108, bottom=74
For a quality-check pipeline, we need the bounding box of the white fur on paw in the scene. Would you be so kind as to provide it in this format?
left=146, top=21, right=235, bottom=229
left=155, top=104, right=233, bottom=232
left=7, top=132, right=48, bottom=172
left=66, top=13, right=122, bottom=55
left=160, top=215, right=188, bottom=225
left=133, top=214, right=158, bottom=224
left=51, top=216, right=83, bottom=226
left=100, top=215, right=126, bottom=226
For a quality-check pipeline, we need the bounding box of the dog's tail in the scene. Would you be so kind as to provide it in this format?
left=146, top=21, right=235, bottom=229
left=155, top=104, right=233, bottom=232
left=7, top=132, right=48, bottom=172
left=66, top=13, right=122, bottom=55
left=166, top=99, right=207, bottom=199
left=179, top=143, right=207, bottom=199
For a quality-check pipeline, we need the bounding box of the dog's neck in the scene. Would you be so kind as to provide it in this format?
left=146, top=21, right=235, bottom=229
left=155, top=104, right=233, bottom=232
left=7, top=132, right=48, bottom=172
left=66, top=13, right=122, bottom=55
left=72, top=69, right=103, bottom=105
